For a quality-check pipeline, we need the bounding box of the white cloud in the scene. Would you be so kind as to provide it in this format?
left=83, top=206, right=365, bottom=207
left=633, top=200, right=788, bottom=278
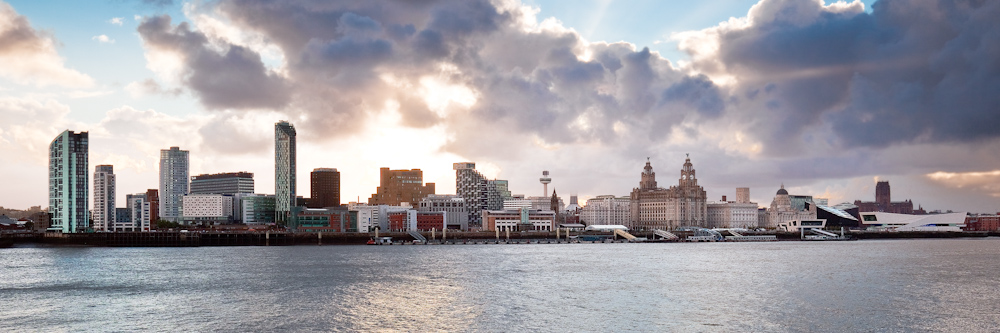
left=108, top=17, right=124, bottom=26
left=0, top=3, right=94, bottom=87
left=92, top=34, right=115, bottom=43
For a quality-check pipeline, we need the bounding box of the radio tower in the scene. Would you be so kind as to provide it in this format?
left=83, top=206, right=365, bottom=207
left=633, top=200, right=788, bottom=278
left=540, top=170, right=551, bottom=197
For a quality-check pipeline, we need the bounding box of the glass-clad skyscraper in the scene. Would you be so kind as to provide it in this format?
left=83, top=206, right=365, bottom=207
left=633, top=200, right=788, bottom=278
left=275, top=121, right=296, bottom=225
left=159, top=147, right=189, bottom=223
left=49, top=130, right=89, bottom=233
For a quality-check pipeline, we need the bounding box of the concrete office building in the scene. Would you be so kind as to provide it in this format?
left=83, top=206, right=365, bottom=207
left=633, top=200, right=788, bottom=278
left=310, top=168, right=341, bottom=208
left=49, top=130, right=89, bottom=233
left=190, top=172, right=254, bottom=195
left=181, top=194, right=234, bottom=225
left=92, top=165, right=115, bottom=231
left=347, top=202, right=380, bottom=232
left=348, top=203, right=379, bottom=232
left=706, top=191, right=759, bottom=229
left=418, top=194, right=468, bottom=230
left=159, top=147, right=189, bottom=223
left=581, top=195, right=631, bottom=226
left=275, top=120, right=297, bottom=225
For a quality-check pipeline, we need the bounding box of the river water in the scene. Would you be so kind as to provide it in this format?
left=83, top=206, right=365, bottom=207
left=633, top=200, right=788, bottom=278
left=2, top=238, right=999, bottom=332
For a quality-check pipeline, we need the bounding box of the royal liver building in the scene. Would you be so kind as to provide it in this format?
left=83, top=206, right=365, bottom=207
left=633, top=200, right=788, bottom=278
left=630, top=155, right=708, bottom=230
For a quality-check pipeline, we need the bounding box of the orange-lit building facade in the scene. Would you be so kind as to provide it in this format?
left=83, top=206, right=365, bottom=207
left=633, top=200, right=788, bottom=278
left=368, top=168, right=435, bottom=206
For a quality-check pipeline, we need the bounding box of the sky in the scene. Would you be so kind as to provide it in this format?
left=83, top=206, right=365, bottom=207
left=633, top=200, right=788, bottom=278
left=1, top=0, right=998, bottom=213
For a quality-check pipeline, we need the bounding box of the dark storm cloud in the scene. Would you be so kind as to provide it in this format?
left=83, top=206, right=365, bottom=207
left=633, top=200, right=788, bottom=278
left=137, top=15, right=291, bottom=110
left=147, top=0, right=720, bottom=147
left=660, top=74, right=725, bottom=118
left=692, top=0, right=1000, bottom=151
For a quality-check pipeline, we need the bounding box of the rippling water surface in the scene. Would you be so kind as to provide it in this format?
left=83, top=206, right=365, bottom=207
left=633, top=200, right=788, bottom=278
left=3, top=238, right=1000, bottom=332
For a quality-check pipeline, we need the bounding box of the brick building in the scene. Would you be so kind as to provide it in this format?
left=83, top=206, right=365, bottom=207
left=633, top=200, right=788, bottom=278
left=309, top=168, right=341, bottom=208
left=854, top=181, right=916, bottom=214
left=964, top=215, right=1000, bottom=231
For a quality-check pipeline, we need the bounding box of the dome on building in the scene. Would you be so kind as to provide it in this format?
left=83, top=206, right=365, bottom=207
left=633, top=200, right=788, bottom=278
left=776, top=184, right=788, bottom=195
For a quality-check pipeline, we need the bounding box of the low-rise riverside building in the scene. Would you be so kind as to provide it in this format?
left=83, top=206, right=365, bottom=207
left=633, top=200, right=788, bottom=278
left=385, top=210, right=446, bottom=232
left=418, top=194, right=468, bottom=230
left=965, top=214, right=1000, bottom=231
left=483, top=209, right=555, bottom=232
left=289, top=206, right=357, bottom=232
left=241, top=194, right=275, bottom=226
left=348, top=203, right=379, bottom=232
left=181, top=194, right=234, bottom=225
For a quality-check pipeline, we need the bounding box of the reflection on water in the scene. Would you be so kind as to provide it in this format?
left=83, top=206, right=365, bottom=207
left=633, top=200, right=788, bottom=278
left=2, top=239, right=1000, bottom=331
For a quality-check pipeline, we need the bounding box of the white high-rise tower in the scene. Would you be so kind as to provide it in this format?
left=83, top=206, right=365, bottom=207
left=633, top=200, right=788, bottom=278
left=159, top=147, right=189, bottom=223
left=93, top=165, right=115, bottom=231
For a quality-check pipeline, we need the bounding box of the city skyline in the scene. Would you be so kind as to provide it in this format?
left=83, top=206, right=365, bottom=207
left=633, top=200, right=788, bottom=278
left=1, top=0, right=998, bottom=213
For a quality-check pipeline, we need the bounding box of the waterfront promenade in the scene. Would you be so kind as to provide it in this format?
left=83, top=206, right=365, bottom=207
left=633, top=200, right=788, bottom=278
left=2, top=229, right=996, bottom=247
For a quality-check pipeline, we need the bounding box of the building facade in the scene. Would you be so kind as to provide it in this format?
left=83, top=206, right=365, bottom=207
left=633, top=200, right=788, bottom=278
left=418, top=194, right=469, bottom=230
left=159, top=147, right=189, bottom=223
left=964, top=214, right=1000, bottom=231
left=764, top=185, right=817, bottom=229
left=92, top=164, right=115, bottom=231
left=181, top=194, right=234, bottom=225
left=275, top=120, right=297, bottom=225
left=241, top=194, right=276, bottom=226
left=368, top=168, right=435, bottom=206
left=49, top=130, right=89, bottom=233
left=454, top=162, right=511, bottom=230
left=127, top=193, right=151, bottom=231
left=190, top=172, right=254, bottom=195
left=706, top=189, right=759, bottom=229
left=630, top=156, right=708, bottom=230
left=289, top=206, right=357, bottom=232
left=483, top=209, right=556, bottom=232
left=581, top=195, right=632, bottom=226
left=348, top=203, right=379, bottom=232
left=310, top=168, right=341, bottom=208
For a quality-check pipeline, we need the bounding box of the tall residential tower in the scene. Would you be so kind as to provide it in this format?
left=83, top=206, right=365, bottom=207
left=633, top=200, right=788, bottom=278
left=159, top=147, right=189, bottom=223
left=49, top=130, right=89, bottom=233
left=93, top=165, right=115, bottom=231
left=275, top=121, right=297, bottom=224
